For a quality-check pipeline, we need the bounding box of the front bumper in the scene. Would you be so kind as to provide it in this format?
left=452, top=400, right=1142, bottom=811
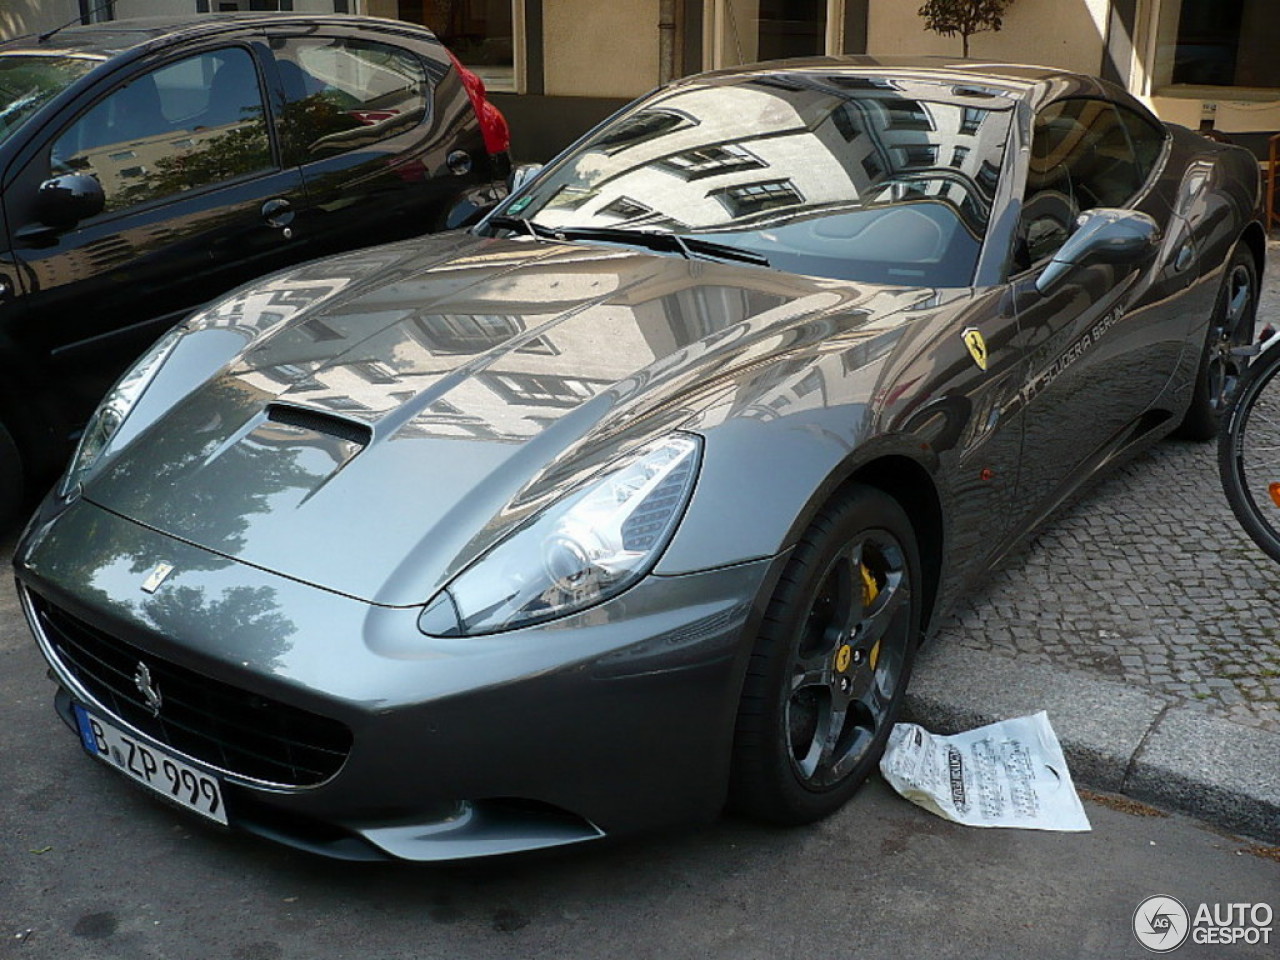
left=16, top=499, right=777, bottom=861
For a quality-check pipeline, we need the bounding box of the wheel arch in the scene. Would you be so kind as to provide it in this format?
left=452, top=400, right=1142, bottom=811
left=1239, top=221, right=1267, bottom=283
left=842, top=455, right=945, bottom=640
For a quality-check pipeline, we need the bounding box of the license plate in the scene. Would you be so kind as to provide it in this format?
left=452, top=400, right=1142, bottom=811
left=73, top=704, right=228, bottom=826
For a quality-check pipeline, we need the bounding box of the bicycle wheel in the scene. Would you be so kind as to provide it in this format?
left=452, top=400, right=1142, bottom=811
left=1219, top=340, right=1280, bottom=564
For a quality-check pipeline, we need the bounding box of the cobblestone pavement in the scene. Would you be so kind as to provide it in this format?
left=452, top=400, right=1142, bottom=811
left=935, top=240, right=1280, bottom=735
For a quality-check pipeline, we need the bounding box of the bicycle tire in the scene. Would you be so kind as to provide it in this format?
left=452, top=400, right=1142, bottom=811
left=1219, top=339, right=1280, bottom=564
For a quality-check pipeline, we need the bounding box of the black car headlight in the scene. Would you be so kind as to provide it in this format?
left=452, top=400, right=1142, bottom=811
left=419, top=434, right=701, bottom=636
left=59, top=325, right=185, bottom=498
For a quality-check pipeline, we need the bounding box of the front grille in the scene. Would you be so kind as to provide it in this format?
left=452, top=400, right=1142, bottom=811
left=30, top=592, right=352, bottom=787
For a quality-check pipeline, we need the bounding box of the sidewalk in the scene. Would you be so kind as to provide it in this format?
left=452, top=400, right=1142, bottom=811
left=904, top=238, right=1280, bottom=844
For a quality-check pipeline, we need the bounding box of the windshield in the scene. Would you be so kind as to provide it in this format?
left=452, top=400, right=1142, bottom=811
left=0, top=54, right=101, bottom=146
left=496, top=73, right=1016, bottom=286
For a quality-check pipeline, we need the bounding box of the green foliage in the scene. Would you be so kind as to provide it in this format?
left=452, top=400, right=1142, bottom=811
left=918, top=0, right=1015, bottom=57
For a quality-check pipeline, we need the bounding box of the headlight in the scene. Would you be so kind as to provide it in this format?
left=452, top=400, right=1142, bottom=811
left=59, top=325, right=185, bottom=498
left=419, top=434, right=701, bottom=636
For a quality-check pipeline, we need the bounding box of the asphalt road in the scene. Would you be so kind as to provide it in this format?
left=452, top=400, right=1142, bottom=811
left=1, top=537, right=1276, bottom=960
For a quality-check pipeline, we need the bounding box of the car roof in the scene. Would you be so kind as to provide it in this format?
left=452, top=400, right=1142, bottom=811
left=0, top=13, right=429, bottom=59
left=685, top=54, right=1105, bottom=101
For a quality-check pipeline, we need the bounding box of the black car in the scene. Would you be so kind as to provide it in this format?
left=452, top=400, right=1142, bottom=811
left=0, top=13, right=511, bottom=523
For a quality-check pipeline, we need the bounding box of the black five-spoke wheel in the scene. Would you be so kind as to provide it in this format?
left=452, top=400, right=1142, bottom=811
left=731, top=484, right=921, bottom=824
left=1179, top=244, right=1259, bottom=440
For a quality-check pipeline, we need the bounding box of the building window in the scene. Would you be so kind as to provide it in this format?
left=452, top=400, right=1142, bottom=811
left=400, top=1, right=517, bottom=91
left=898, top=144, right=938, bottom=167
left=712, top=179, right=803, bottom=217
left=960, top=107, right=987, bottom=135
left=883, top=100, right=933, bottom=131
left=594, top=108, right=697, bottom=154
left=201, top=1, right=295, bottom=9
left=709, top=0, right=840, bottom=69
left=660, top=143, right=765, bottom=179
left=1156, top=0, right=1279, bottom=90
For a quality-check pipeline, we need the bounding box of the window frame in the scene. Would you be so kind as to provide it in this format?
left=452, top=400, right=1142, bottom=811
left=44, top=42, right=278, bottom=223
left=1145, top=0, right=1280, bottom=98
left=1013, top=96, right=1157, bottom=270
left=269, top=32, right=435, bottom=168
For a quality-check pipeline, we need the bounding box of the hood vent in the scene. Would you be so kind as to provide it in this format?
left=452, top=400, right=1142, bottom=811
left=266, top=403, right=373, bottom=447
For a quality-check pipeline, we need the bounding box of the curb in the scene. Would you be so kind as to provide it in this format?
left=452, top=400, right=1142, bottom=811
left=902, top=641, right=1280, bottom=844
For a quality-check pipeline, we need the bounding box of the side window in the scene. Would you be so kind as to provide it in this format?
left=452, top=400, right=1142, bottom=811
left=51, top=47, right=271, bottom=214
left=274, top=37, right=429, bottom=163
left=1020, top=98, right=1143, bottom=265
left=1116, top=104, right=1168, bottom=185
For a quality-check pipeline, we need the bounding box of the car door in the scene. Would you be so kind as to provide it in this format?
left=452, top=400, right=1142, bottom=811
left=2, top=41, right=308, bottom=428
left=1006, top=96, right=1195, bottom=516
left=264, top=26, right=483, bottom=258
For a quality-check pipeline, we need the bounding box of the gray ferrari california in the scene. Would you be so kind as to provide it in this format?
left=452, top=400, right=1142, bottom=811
left=15, top=56, right=1265, bottom=861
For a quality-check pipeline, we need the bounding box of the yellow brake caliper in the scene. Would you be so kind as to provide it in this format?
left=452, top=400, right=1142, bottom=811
left=860, top=563, right=881, bottom=671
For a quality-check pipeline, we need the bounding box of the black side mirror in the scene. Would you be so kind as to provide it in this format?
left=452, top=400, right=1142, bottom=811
left=35, top=174, right=105, bottom=229
left=1036, top=208, right=1160, bottom=295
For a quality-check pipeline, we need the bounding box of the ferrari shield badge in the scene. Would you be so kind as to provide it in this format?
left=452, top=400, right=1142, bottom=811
left=962, top=327, right=989, bottom=371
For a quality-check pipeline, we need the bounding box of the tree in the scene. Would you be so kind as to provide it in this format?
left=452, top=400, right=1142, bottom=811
left=918, top=0, right=1015, bottom=58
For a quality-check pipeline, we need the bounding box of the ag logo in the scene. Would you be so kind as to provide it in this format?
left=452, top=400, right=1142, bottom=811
left=961, top=327, right=988, bottom=371
left=1133, top=895, right=1190, bottom=953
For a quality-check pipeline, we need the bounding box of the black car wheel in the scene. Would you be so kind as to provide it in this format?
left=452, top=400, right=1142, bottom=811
left=0, top=420, right=22, bottom=530
left=730, top=485, right=921, bottom=824
left=1178, top=245, right=1259, bottom=441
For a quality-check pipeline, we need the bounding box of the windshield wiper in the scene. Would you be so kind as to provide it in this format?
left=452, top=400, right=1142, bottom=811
left=488, top=217, right=769, bottom=267
left=555, top=226, right=770, bottom=267
left=488, top=214, right=547, bottom=241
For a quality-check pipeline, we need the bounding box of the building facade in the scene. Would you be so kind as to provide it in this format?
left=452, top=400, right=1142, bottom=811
left=4, top=0, right=1278, bottom=163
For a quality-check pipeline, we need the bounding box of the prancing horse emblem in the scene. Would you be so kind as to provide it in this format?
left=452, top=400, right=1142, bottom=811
left=962, top=327, right=989, bottom=372
left=134, top=661, right=163, bottom=717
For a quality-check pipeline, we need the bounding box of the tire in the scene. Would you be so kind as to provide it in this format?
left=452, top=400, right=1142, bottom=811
left=0, top=419, right=23, bottom=531
left=1177, top=244, right=1259, bottom=441
left=729, top=484, right=922, bottom=825
left=1218, top=340, right=1280, bottom=564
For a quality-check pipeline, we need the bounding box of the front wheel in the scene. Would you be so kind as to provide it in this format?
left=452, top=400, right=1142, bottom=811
left=1177, top=245, right=1259, bottom=441
left=729, top=485, right=921, bottom=824
left=1219, top=339, right=1280, bottom=564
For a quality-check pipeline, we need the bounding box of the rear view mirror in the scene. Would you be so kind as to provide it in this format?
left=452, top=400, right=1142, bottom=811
left=1036, top=208, right=1160, bottom=295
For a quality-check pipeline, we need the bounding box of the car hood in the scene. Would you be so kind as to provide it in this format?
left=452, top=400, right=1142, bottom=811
left=84, top=234, right=927, bottom=606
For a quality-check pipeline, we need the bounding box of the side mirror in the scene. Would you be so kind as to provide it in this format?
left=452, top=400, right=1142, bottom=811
left=507, top=163, right=542, bottom=195
left=35, top=174, right=105, bottom=229
left=1035, top=208, right=1160, bottom=295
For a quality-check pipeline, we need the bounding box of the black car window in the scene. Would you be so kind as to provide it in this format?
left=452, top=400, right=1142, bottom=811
left=50, top=47, right=271, bottom=214
left=0, top=54, right=101, bottom=146
left=1116, top=103, right=1168, bottom=185
left=1020, top=98, right=1144, bottom=265
left=274, top=37, right=429, bottom=163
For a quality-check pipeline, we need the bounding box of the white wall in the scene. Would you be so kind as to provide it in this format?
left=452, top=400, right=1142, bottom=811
left=544, top=0, right=660, bottom=99
left=1, top=0, right=80, bottom=40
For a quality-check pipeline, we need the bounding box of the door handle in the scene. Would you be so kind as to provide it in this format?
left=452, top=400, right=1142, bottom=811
left=261, top=198, right=294, bottom=230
